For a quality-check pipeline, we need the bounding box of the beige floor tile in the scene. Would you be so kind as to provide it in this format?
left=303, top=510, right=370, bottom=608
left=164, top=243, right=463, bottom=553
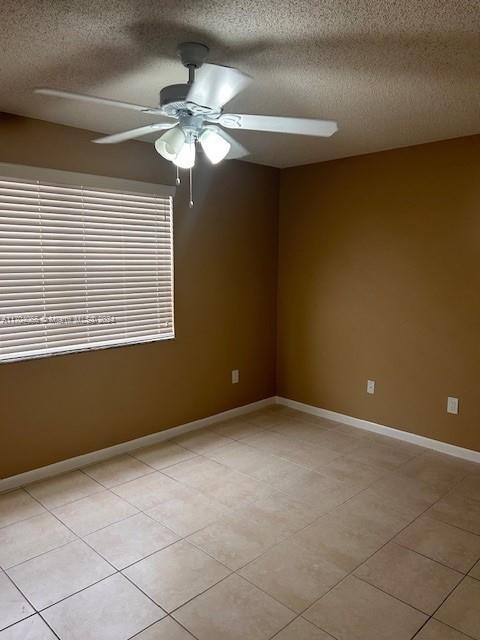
left=133, top=617, right=196, bottom=639
left=291, top=413, right=338, bottom=429
left=309, top=430, right=362, bottom=454
left=147, top=490, right=229, bottom=537
left=267, top=420, right=330, bottom=444
left=272, top=618, right=334, bottom=639
left=25, top=471, right=103, bottom=509
left=355, top=542, right=463, bottom=614
left=348, top=440, right=416, bottom=470
left=173, top=429, right=233, bottom=454
left=264, top=405, right=297, bottom=418
left=232, top=491, right=322, bottom=537
left=209, top=418, right=266, bottom=440
left=333, top=491, right=411, bottom=539
left=83, top=455, right=153, bottom=488
left=7, top=540, right=114, bottom=609
left=294, top=511, right=387, bottom=572
left=0, top=570, right=34, bottom=630
left=436, top=576, right=480, bottom=638
left=207, top=442, right=304, bottom=486
left=470, top=560, right=480, bottom=579
left=0, top=513, right=75, bottom=569
left=366, top=471, right=443, bottom=518
left=415, top=619, right=472, bottom=639
left=205, top=472, right=272, bottom=509
left=330, top=424, right=371, bottom=439
left=205, top=440, right=274, bottom=472
left=52, top=491, right=138, bottom=536
left=243, top=432, right=341, bottom=468
left=398, top=455, right=470, bottom=492
left=84, top=513, right=179, bottom=569
left=320, top=456, right=385, bottom=486
left=131, top=442, right=197, bottom=470
left=187, top=514, right=279, bottom=570
left=429, top=493, right=480, bottom=535
left=274, top=468, right=360, bottom=511
left=395, top=515, right=480, bottom=573
left=42, top=574, right=164, bottom=640
left=173, top=574, right=295, bottom=640
left=426, top=452, right=480, bottom=475
left=242, top=410, right=281, bottom=428
left=0, top=615, right=57, bottom=640
left=0, top=490, right=45, bottom=528
left=304, top=575, right=427, bottom=640
left=450, top=474, right=480, bottom=502
left=112, top=471, right=193, bottom=511
left=255, top=454, right=320, bottom=488
left=166, top=458, right=272, bottom=509
left=162, top=457, right=230, bottom=487
left=124, top=540, right=230, bottom=612
left=239, top=538, right=346, bottom=612
left=363, top=435, right=426, bottom=458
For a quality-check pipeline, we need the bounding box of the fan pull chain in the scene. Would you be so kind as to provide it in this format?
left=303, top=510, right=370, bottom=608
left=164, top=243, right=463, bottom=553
left=189, top=167, right=194, bottom=208
left=175, top=166, right=180, bottom=185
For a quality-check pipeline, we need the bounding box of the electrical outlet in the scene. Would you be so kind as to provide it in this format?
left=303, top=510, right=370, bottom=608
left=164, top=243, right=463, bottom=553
left=367, top=379, right=375, bottom=395
left=447, top=397, right=459, bottom=415
left=231, top=369, right=239, bottom=384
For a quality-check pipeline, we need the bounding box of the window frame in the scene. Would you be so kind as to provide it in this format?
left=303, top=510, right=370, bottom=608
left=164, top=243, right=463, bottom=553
left=0, top=162, right=176, bottom=364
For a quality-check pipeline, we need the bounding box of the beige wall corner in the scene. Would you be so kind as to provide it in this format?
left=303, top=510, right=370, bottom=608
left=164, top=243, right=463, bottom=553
left=277, top=135, right=480, bottom=452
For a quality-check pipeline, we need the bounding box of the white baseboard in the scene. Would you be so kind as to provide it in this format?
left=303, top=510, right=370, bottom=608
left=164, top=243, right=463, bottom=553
left=4, top=394, right=478, bottom=493
left=276, top=396, right=480, bottom=464
left=0, top=397, right=276, bottom=493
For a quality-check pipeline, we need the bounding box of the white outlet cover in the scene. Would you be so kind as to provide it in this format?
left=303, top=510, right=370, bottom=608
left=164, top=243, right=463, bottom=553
left=231, top=369, right=239, bottom=384
left=447, top=397, right=459, bottom=415
left=367, top=380, right=375, bottom=394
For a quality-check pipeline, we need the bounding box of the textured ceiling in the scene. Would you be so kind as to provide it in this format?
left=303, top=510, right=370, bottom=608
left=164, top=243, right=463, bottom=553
left=0, top=0, right=479, bottom=168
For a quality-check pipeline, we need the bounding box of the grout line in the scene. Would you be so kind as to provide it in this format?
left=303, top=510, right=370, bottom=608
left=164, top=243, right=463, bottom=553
left=1, top=407, right=479, bottom=640
left=0, top=612, right=61, bottom=640
left=127, top=615, right=201, bottom=640
left=418, top=618, right=479, bottom=640
left=259, top=442, right=480, bottom=639
left=296, top=466, right=479, bottom=639
left=392, top=538, right=477, bottom=575
left=14, top=471, right=237, bottom=631
left=80, top=468, right=158, bottom=491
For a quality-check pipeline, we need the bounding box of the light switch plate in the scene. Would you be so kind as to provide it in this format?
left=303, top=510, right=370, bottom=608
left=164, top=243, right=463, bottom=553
left=231, top=369, right=239, bottom=384
left=367, top=379, right=375, bottom=395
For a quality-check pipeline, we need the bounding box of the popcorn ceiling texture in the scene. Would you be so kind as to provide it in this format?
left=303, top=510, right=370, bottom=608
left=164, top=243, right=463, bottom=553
left=0, top=0, right=478, bottom=167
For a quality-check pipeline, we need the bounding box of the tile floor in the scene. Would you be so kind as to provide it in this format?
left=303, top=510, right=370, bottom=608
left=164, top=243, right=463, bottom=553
left=1, top=405, right=479, bottom=640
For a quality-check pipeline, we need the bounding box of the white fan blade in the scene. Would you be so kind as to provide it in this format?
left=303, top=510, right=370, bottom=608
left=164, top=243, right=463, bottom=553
left=218, top=113, right=338, bottom=137
left=224, top=134, right=249, bottom=160
left=93, top=123, right=176, bottom=144
left=35, top=88, right=163, bottom=113
left=209, top=126, right=249, bottom=159
left=186, top=64, right=252, bottom=110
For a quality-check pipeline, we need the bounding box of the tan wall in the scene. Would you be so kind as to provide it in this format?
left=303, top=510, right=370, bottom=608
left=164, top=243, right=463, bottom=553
left=0, top=115, right=279, bottom=477
left=277, top=135, right=480, bottom=452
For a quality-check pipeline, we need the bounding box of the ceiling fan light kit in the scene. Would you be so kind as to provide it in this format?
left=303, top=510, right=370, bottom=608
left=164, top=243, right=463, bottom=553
left=154, top=126, right=185, bottom=161
left=35, top=41, right=338, bottom=207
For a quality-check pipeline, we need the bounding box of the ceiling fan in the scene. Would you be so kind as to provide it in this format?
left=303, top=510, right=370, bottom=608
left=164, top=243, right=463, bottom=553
left=35, top=42, right=337, bottom=204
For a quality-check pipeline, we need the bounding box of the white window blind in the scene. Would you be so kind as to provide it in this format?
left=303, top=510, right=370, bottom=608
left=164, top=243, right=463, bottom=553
left=0, top=172, right=174, bottom=363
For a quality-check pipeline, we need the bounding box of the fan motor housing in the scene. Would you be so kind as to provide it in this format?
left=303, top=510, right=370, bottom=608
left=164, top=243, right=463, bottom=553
left=159, top=84, right=189, bottom=109
left=160, top=83, right=220, bottom=118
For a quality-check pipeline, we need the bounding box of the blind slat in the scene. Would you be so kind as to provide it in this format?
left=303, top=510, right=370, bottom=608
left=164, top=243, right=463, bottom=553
left=0, top=175, right=174, bottom=362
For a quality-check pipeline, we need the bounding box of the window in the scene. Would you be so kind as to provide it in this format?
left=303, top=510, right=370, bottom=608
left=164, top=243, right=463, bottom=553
left=0, top=164, right=175, bottom=363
